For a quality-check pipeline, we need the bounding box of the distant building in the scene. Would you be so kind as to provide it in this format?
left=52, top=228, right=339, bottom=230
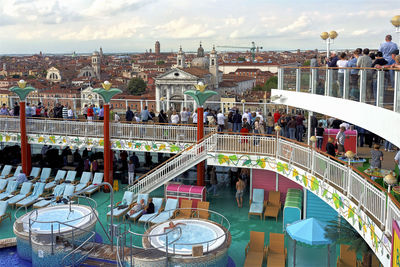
left=46, top=67, right=62, bottom=82
left=155, top=41, right=160, bottom=55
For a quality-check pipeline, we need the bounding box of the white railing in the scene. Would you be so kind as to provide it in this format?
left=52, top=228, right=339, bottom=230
left=127, top=135, right=215, bottom=198
left=0, top=117, right=217, bottom=143
left=278, top=66, right=400, bottom=113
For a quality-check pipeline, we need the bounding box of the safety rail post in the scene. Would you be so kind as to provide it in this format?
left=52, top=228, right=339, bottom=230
left=346, top=164, right=352, bottom=197
left=359, top=69, right=367, bottom=103
left=51, top=224, right=54, bottom=255
left=343, top=69, right=350, bottom=99
left=376, top=70, right=385, bottom=107
left=325, top=68, right=332, bottom=96
left=278, top=68, right=284, bottom=90
left=165, top=235, right=169, bottom=266
left=385, top=195, right=392, bottom=234
left=394, top=71, right=400, bottom=112
left=310, top=68, right=317, bottom=94
left=295, top=68, right=301, bottom=92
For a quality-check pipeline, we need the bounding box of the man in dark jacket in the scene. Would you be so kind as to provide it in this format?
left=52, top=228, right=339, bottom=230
left=126, top=107, right=134, bottom=121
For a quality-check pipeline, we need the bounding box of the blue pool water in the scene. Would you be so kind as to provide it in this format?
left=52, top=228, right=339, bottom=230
left=0, top=247, right=31, bottom=267
left=158, top=224, right=217, bottom=251
left=29, top=209, right=84, bottom=231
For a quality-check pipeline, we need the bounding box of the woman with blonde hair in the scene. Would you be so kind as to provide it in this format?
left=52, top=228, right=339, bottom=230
left=326, top=137, right=336, bottom=157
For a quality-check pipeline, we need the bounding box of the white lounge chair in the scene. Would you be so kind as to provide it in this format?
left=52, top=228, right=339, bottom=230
left=45, top=170, right=67, bottom=191
left=75, top=172, right=91, bottom=192
left=51, top=184, right=76, bottom=205
left=64, top=171, right=77, bottom=183
left=5, top=166, right=22, bottom=181
left=7, top=182, right=33, bottom=207
left=127, top=193, right=149, bottom=222
left=138, top=197, right=164, bottom=224
left=34, top=184, right=66, bottom=208
left=28, top=167, right=41, bottom=180
left=0, top=165, right=12, bottom=179
left=16, top=182, right=46, bottom=210
left=0, top=181, right=18, bottom=201
left=84, top=172, right=104, bottom=197
left=107, top=191, right=135, bottom=221
left=150, top=198, right=179, bottom=224
left=0, top=179, right=8, bottom=192
left=33, top=168, right=52, bottom=183
left=0, top=201, right=11, bottom=224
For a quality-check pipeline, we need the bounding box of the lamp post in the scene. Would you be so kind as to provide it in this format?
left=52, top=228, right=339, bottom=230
left=345, top=150, right=356, bottom=167
left=384, top=173, right=397, bottom=194
left=160, top=97, right=166, bottom=112
left=184, top=82, right=218, bottom=186
left=320, top=31, right=338, bottom=58
left=93, top=81, right=122, bottom=191
left=241, top=99, right=246, bottom=114
left=309, top=135, right=317, bottom=149
left=10, top=80, right=35, bottom=175
left=391, top=15, right=400, bottom=45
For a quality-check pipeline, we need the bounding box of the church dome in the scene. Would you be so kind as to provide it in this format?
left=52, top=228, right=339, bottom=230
left=191, top=57, right=209, bottom=69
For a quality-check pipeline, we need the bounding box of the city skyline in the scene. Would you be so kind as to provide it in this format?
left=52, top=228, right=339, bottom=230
left=0, top=0, right=399, bottom=54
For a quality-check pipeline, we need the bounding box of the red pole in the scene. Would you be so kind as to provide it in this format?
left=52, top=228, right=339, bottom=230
left=20, top=101, right=31, bottom=175
left=197, top=107, right=205, bottom=186
left=103, top=104, right=112, bottom=192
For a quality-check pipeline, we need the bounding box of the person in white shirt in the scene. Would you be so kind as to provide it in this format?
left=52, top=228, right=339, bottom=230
left=114, top=113, right=120, bottom=122
left=67, top=107, right=74, bottom=119
left=170, top=110, right=180, bottom=124
left=336, top=52, right=348, bottom=97
left=242, top=110, right=250, bottom=123
left=256, top=111, right=264, bottom=123
left=180, top=107, right=189, bottom=124
left=191, top=110, right=198, bottom=124
left=217, top=110, right=225, bottom=132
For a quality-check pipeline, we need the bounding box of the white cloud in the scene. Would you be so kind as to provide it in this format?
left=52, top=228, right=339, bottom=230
left=278, top=15, right=311, bottom=33
left=352, top=29, right=368, bottom=36
left=154, top=17, right=216, bottom=39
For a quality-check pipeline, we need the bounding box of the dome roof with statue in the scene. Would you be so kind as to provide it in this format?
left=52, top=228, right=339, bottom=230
left=191, top=43, right=209, bottom=69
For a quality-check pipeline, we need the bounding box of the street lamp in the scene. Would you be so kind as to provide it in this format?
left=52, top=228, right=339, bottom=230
left=10, top=80, right=36, bottom=175
left=160, top=97, right=166, bottom=112
left=241, top=99, right=246, bottom=114
left=93, top=81, right=122, bottom=191
left=345, top=150, right=356, bottom=167
left=309, top=135, right=317, bottom=149
left=320, top=31, right=338, bottom=58
left=384, top=173, right=397, bottom=194
left=184, top=81, right=218, bottom=186
left=391, top=15, right=400, bottom=44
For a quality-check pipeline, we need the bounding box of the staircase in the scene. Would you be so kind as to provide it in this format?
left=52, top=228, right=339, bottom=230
left=127, top=135, right=215, bottom=198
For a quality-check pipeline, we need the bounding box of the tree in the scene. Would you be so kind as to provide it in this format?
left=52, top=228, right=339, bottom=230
left=303, top=60, right=311, bottom=66
left=127, top=77, right=147, bottom=95
left=237, top=57, right=246, bottom=62
left=325, top=217, right=373, bottom=267
left=156, top=60, right=165, bottom=65
left=264, top=76, right=278, bottom=92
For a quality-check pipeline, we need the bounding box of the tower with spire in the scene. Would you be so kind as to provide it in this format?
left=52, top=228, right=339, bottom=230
left=209, top=45, right=219, bottom=88
left=177, top=46, right=186, bottom=68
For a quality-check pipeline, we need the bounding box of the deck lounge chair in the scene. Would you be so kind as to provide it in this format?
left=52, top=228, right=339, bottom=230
left=0, top=201, right=11, bottom=224
left=192, top=201, right=210, bottom=219
left=264, top=191, right=282, bottom=221
left=45, top=170, right=67, bottom=191
left=28, top=167, right=41, bottom=180
left=52, top=184, right=76, bottom=205
left=249, top=188, right=265, bottom=219
left=150, top=198, right=179, bottom=225
left=127, top=193, right=149, bottom=222
left=266, top=233, right=287, bottom=267
left=33, top=168, right=51, bottom=183
left=64, top=171, right=77, bottom=184
left=174, top=199, right=193, bottom=219
left=33, top=184, right=66, bottom=208
left=0, top=165, right=12, bottom=179
left=7, top=182, right=33, bottom=207
left=107, top=191, right=135, bottom=221
left=5, top=166, right=22, bottom=181
left=84, top=172, right=103, bottom=197
left=16, top=182, right=46, bottom=210
left=337, top=244, right=357, bottom=267
left=137, top=197, right=164, bottom=223
left=0, top=179, right=8, bottom=192
left=0, top=181, right=18, bottom=201
left=244, top=231, right=266, bottom=267
left=75, top=172, right=92, bottom=192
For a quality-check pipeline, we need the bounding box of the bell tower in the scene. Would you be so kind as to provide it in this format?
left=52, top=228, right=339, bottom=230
left=177, top=46, right=186, bottom=68
left=209, top=45, right=218, bottom=88
left=91, top=51, right=101, bottom=79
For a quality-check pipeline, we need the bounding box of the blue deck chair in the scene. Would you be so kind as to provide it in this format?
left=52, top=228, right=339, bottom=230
left=0, top=180, right=8, bottom=192
left=0, top=165, right=13, bottom=179
left=0, top=181, right=18, bottom=201
left=6, top=166, right=22, bottom=181
left=34, top=168, right=51, bottom=183
left=107, top=191, right=135, bottom=221
left=75, top=172, right=92, bottom=192
left=45, top=170, right=67, bottom=191
left=150, top=198, right=179, bottom=224
left=16, top=182, right=46, bottom=210
left=138, top=197, right=164, bottom=224
left=127, top=193, right=149, bottom=222
left=7, top=182, right=33, bottom=207
left=0, top=201, right=11, bottom=224
left=34, top=184, right=66, bottom=208
left=64, top=171, right=77, bottom=183
left=84, top=172, right=103, bottom=197
left=28, top=167, right=41, bottom=180
left=248, top=188, right=265, bottom=220
left=52, top=184, right=76, bottom=206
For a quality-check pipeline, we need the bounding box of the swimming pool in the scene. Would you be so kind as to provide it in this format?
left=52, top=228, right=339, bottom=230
left=148, top=219, right=226, bottom=255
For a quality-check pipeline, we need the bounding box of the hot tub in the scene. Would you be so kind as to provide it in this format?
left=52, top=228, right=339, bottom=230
left=149, top=219, right=226, bottom=255
left=13, top=204, right=97, bottom=267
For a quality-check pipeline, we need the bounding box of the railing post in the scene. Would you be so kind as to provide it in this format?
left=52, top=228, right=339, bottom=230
left=311, top=68, right=317, bottom=94
left=393, top=71, right=400, bottom=112
left=278, top=68, right=284, bottom=90
left=310, top=149, right=314, bottom=175
left=343, top=69, right=350, bottom=99
left=346, top=165, right=351, bottom=197
left=385, top=194, right=391, bottom=234
left=359, top=70, right=367, bottom=103
left=295, top=68, right=301, bottom=92
left=376, top=70, right=385, bottom=107
left=325, top=69, right=332, bottom=97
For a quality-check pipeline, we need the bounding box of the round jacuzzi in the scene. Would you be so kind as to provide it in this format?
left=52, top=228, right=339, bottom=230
left=149, top=219, right=226, bottom=255
left=13, top=204, right=98, bottom=267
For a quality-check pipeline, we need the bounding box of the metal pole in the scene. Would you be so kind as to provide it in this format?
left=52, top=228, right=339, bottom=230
left=293, top=239, right=296, bottom=267
left=197, top=106, right=205, bottom=186
left=307, top=111, right=312, bottom=145
left=104, top=104, right=112, bottom=190
left=326, top=39, right=330, bottom=59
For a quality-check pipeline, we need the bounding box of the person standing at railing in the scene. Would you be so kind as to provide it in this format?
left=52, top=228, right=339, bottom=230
left=295, top=112, right=305, bottom=142
left=13, top=102, right=19, bottom=117
left=266, top=112, right=274, bottom=134
left=0, top=104, right=8, bottom=116
left=62, top=104, right=68, bottom=120
left=98, top=105, right=104, bottom=121
left=335, top=126, right=346, bottom=156
left=347, top=49, right=361, bottom=100
left=217, top=110, right=225, bottom=132
left=125, top=106, right=134, bottom=122
left=336, top=52, right=348, bottom=98
left=87, top=104, right=94, bottom=121
left=191, top=109, right=198, bottom=124
left=357, top=48, right=373, bottom=100
left=326, top=137, right=336, bottom=157
left=140, top=106, right=152, bottom=123
left=370, top=144, right=383, bottom=171
left=379, top=35, right=398, bottom=63
left=233, top=109, right=242, bottom=133
left=287, top=117, right=296, bottom=140
left=273, top=110, right=281, bottom=124
left=25, top=103, right=32, bottom=117
left=180, top=107, right=189, bottom=124
left=207, top=166, right=218, bottom=196
left=371, top=52, right=388, bottom=103
left=82, top=104, right=88, bottom=119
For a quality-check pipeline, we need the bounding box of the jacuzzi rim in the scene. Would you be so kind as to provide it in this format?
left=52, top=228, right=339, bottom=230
left=18, top=204, right=94, bottom=234
left=147, top=219, right=227, bottom=255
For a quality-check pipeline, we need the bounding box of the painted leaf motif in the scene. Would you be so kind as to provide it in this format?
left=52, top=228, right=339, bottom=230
left=277, top=162, right=284, bottom=172
left=332, top=193, right=342, bottom=209
left=49, top=136, right=56, bottom=143
left=322, top=189, right=328, bottom=198
left=152, top=144, right=158, bottom=149
left=0, top=135, right=3, bottom=142
left=159, top=144, right=166, bottom=150
left=5, top=135, right=10, bottom=142
left=302, top=175, right=308, bottom=187
left=135, top=143, right=142, bottom=149
left=257, top=159, right=266, bottom=168
left=218, top=154, right=229, bottom=165
left=358, top=216, right=362, bottom=230
left=170, top=145, right=180, bottom=152
left=310, top=177, right=319, bottom=191
left=229, top=155, right=238, bottom=162
left=145, top=145, right=151, bottom=151
left=99, top=139, right=104, bottom=146
left=283, top=163, right=289, bottom=172
left=348, top=205, right=354, bottom=219
left=116, top=141, right=121, bottom=148
left=292, top=169, right=299, bottom=178
left=38, top=137, right=44, bottom=143
left=242, top=159, right=252, bottom=166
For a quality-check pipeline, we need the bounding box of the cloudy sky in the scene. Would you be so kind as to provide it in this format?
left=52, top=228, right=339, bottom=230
left=0, top=0, right=399, bottom=54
